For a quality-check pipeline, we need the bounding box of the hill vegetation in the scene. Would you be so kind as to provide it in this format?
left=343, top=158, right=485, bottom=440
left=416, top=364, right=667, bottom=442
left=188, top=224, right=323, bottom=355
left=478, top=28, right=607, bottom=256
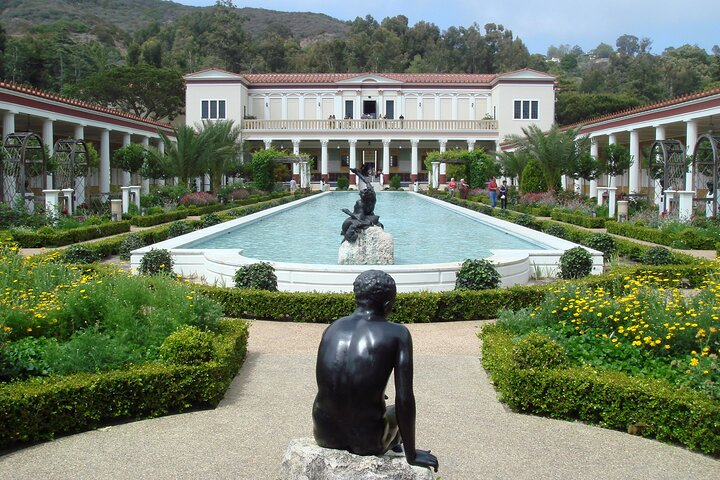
left=0, top=0, right=718, bottom=125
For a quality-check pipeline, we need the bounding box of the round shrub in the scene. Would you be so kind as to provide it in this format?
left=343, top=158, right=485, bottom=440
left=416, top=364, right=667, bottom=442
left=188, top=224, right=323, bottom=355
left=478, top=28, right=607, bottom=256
left=513, top=332, right=569, bottom=370
left=455, top=259, right=501, bottom=290
left=543, top=223, right=568, bottom=239
left=641, top=246, right=675, bottom=265
left=138, top=248, right=174, bottom=276
left=119, top=233, right=145, bottom=261
left=389, top=175, right=402, bottom=190
left=559, top=246, right=593, bottom=280
left=514, top=213, right=539, bottom=230
left=586, top=233, right=617, bottom=257
left=168, top=221, right=193, bottom=238
left=520, top=158, right=547, bottom=193
left=61, top=245, right=100, bottom=264
left=201, top=213, right=223, bottom=228
left=234, top=262, right=278, bottom=291
left=160, top=325, right=216, bottom=366
left=336, top=176, right=349, bottom=190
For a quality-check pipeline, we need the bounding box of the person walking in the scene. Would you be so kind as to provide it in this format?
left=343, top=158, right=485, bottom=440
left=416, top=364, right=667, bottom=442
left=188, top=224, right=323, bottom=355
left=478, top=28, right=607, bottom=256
left=488, top=176, right=498, bottom=208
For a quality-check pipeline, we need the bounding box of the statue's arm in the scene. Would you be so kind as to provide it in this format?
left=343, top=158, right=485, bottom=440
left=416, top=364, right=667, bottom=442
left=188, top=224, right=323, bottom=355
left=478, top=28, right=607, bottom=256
left=394, top=329, right=438, bottom=472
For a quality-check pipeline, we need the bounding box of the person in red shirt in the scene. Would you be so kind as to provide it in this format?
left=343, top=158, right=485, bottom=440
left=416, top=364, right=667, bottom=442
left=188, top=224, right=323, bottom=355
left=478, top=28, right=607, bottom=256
left=448, top=177, right=457, bottom=197
left=488, top=177, right=498, bottom=207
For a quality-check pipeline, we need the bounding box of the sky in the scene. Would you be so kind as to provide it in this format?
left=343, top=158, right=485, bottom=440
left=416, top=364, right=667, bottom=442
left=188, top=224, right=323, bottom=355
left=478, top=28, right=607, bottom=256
left=174, top=0, right=719, bottom=56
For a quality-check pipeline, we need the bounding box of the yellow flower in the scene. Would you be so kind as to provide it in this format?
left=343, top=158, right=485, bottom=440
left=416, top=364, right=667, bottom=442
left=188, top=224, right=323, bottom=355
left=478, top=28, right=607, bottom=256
left=690, top=358, right=699, bottom=367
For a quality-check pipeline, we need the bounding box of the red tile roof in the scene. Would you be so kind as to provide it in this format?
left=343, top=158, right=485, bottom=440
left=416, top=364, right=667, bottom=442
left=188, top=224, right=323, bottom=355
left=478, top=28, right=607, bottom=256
left=0, top=81, right=174, bottom=130
left=565, top=85, right=720, bottom=130
left=241, top=72, right=499, bottom=84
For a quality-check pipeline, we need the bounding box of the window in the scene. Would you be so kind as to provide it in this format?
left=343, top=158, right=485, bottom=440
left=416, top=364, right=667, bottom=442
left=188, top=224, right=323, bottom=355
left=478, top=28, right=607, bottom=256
left=385, top=100, right=395, bottom=119
left=341, top=155, right=350, bottom=167
left=201, top=100, right=227, bottom=120
left=513, top=100, right=539, bottom=120
left=344, top=100, right=354, bottom=119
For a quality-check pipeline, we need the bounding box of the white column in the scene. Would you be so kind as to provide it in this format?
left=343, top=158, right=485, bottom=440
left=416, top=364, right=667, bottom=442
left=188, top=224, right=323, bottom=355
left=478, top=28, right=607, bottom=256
left=349, top=139, right=357, bottom=187
left=281, top=94, right=287, bottom=120
left=608, top=134, right=618, bottom=188
left=292, top=139, right=300, bottom=181
left=451, top=95, right=458, bottom=120
left=629, top=129, right=640, bottom=193
left=3, top=111, right=16, bottom=138
left=121, top=133, right=132, bottom=186
left=74, top=124, right=86, bottom=207
left=411, top=139, right=419, bottom=183
left=382, top=139, right=390, bottom=184
left=100, top=129, right=111, bottom=200
left=686, top=120, right=698, bottom=190
left=43, top=118, right=54, bottom=189
left=434, top=94, right=441, bottom=119
left=320, top=139, right=329, bottom=184
left=589, top=138, right=598, bottom=199
left=263, top=139, right=273, bottom=150
left=141, top=137, right=150, bottom=194
left=156, top=138, right=166, bottom=186
left=439, top=139, right=447, bottom=185
left=654, top=125, right=666, bottom=209
left=467, top=139, right=475, bottom=151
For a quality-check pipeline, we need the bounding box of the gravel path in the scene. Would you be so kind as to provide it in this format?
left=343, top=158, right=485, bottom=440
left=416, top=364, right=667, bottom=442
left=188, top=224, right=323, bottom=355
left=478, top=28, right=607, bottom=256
left=0, top=320, right=718, bottom=479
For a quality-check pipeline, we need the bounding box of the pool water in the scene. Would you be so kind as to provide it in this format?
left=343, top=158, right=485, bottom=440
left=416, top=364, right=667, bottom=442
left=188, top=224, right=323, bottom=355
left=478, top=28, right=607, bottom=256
left=184, top=192, right=549, bottom=265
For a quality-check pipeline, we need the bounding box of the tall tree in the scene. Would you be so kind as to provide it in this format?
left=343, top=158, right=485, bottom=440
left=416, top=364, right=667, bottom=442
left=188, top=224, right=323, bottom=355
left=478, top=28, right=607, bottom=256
left=197, top=120, right=242, bottom=193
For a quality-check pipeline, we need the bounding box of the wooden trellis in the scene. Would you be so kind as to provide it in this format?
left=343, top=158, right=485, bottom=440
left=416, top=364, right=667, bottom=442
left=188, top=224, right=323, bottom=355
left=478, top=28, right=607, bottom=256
left=691, top=133, right=720, bottom=218
left=646, top=140, right=687, bottom=208
left=0, top=132, right=47, bottom=206
left=53, top=139, right=88, bottom=213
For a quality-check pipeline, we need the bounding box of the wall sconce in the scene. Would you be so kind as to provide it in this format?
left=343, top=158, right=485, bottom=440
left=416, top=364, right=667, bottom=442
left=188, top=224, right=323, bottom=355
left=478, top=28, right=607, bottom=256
left=471, top=103, right=474, bottom=108
left=318, top=102, right=321, bottom=107
left=265, top=102, right=268, bottom=107
left=399, top=145, right=403, bottom=149
left=419, top=103, right=422, bottom=107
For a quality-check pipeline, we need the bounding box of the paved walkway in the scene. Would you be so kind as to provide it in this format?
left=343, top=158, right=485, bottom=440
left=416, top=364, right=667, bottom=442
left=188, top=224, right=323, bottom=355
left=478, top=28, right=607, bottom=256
left=0, top=320, right=717, bottom=479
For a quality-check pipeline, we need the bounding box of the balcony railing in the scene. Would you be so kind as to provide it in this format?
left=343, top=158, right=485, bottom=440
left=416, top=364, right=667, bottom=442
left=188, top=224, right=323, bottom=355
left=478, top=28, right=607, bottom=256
left=241, top=119, right=498, bottom=132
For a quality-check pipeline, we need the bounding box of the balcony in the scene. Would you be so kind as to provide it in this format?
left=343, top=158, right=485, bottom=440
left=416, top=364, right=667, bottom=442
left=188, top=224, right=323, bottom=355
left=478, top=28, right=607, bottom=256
left=241, top=118, right=498, bottom=133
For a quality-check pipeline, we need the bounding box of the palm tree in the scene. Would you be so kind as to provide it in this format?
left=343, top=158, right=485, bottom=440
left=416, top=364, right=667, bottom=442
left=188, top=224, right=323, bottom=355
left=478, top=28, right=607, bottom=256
left=152, top=125, right=209, bottom=188
left=504, top=124, right=588, bottom=191
left=197, top=120, right=242, bottom=193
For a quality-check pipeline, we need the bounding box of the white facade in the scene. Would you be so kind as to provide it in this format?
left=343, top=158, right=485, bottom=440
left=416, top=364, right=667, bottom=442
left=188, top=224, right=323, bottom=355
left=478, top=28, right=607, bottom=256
left=185, top=68, right=556, bottom=186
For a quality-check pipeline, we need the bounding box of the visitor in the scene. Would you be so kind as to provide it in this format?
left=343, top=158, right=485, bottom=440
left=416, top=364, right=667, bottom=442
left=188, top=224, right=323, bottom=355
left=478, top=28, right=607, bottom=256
left=289, top=177, right=297, bottom=194
left=313, top=270, right=439, bottom=472
left=448, top=177, right=457, bottom=197
left=459, top=178, right=469, bottom=199
left=499, top=180, right=508, bottom=209
left=488, top=176, right=498, bottom=208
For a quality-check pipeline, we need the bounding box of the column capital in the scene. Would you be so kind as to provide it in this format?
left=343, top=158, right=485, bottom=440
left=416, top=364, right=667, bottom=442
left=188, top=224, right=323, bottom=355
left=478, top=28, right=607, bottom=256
left=410, top=139, right=420, bottom=147
left=263, top=139, right=273, bottom=149
left=291, top=139, right=301, bottom=146
left=320, top=139, right=329, bottom=147
left=438, top=139, right=447, bottom=146
left=348, top=139, right=357, bottom=146
left=382, top=139, right=391, bottom=146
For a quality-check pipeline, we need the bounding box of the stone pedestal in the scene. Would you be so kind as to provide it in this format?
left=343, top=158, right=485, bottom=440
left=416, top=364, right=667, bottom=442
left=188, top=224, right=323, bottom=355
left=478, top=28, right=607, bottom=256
left=617, top=200, right=628, bottom=222
left=43, top=189, right=60, bottom=222
left=280, top=438, right=434, bottom=480
left=430, top=162, right=440, bottom=189
left=339, top=226, right=394, bottom=265
left=664, top=189, right=676, bottom=215
left=596, top=187, right=607, bottom=207
left=129, top=185, right=141, bottom=211
left=678, top=190, right=695, bottom=221
left=110, top=199, right=123, bottom=221
left=61, top=188, right=74, bottom=215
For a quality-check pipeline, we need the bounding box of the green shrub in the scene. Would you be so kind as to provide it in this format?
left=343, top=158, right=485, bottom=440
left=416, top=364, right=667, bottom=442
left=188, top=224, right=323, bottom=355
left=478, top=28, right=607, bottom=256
left=454, top=259, right=501, bottom=290
left=167, top=221, right=193, bottom=238
left=200, top=213, right=222, bottom=228
left=138, top=249, right=174, bottom=276
left=543, top=223, right=568, bottom=239
left=586, top=233, right=617, bottom=257
left=559, top=247, right=593, bottom=279
left=0, top=337, right=53, bottom=381
left=234, top=262, right=278, bottom=291
left=520, top=158, right=547, bottom=193
left=513, top=333, right=569, bottom=370
left=119, top=233, right=145, bottom=261
left=160, top=325, right=216, bottom=366
left=60, top=244, right=100, bottom=264
left=641, top=246, right=675, bottom=265
left=336, top=176, right=349, bottom=190
left=550, top=209, right=607, bottom=228
left=514, top=213, right=540, bottom=230
left=389, top=175, right=402, bottom=190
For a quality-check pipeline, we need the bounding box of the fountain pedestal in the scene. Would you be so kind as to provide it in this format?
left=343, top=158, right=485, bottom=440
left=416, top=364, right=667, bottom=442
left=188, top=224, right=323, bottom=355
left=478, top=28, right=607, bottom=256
left=339, top=226, right=394, bottom=265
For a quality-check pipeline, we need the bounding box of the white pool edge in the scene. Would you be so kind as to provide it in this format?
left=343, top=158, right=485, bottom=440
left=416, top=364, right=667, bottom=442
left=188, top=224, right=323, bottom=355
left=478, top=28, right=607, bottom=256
left=130, top=192, right=603, bottom=292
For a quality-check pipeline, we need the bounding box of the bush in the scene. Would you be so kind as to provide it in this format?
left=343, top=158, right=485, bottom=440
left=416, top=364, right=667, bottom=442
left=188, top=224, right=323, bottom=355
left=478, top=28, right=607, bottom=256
left=455, top=259, right=501, bottom=290
left=641, top=246, right=675, bottom=265
left=559, top=247, right=593, bottom=279
left=119, top=233, right=145, bottom=261
left=514, top=213, right=540, bottom=230
left=167, top=221, right=193, bottom=238
left=389, top=175, right=402, bottom=190
left=160, top=325, right=216, bottom=366
left=520, top=158, right=547, bottom=193
left=336, top=176, right=349, bottom=190
left=233, top=262, right=278, bottom=291
left=513, top=333, right=569, bottom=370
left=138, top=249, right=174, bottom=276
left=178, top=192, right=218, bottom=207
left=201, top=213, right=223, bottom=228
left=586, top=233, right=617, bottom=257
left=60, top=245, right=100, bottom=264
left=543, top=223, right=568, bottom=239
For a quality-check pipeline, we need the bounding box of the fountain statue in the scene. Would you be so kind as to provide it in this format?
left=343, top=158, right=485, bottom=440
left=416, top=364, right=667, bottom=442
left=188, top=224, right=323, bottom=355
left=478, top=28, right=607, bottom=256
left=338, top=168, right=394, bottom=264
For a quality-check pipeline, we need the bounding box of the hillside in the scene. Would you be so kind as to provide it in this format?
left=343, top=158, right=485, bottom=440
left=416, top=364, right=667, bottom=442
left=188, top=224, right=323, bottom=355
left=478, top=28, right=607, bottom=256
left=0, top=0, right=349, bottom=40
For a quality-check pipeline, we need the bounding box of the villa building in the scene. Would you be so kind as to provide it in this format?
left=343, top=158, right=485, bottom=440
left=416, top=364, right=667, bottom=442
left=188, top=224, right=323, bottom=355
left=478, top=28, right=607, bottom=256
left=183, top=68, right=557, bottom=186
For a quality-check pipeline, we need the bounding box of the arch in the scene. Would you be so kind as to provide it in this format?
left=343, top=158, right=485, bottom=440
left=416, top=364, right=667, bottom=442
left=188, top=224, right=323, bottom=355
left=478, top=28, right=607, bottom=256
left=1, top=132, right=48, bottom=205
left=53, top=139, right=89, bottom=213
left=691, top=133, right=720, bottom=218
left=646, top=140, right=686, bottom=209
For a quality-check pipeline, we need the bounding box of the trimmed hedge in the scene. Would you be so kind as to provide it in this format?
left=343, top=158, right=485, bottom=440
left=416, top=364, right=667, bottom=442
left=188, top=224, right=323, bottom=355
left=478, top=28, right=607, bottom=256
left=10, top=221, right=131, bottom=248
left=130, top=210, right=190, bottom=227
left=551, top=209, right=607, bottom=228
left=606, top=221, right=717, bottom=250
left=0, top=319, right=249, bottom=449
left=200, top=264, right=712, bottom=323
left=481, top=324, right=720, bottom=456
